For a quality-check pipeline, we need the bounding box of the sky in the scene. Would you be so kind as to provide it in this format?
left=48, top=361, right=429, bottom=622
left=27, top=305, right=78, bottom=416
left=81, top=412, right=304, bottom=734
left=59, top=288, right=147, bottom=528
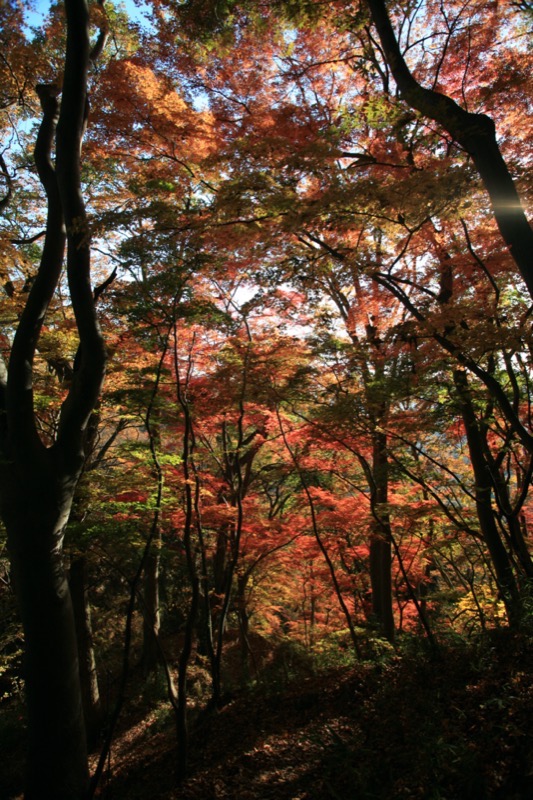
left=23, top=0, right=151, bottom=31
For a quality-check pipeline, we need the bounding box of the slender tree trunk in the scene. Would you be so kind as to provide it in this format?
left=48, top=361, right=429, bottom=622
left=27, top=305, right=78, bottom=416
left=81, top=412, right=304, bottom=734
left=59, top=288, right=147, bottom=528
left=236, top=573, right=251, bottom=687
left=453, top=370, right=522, bottom=624
left=209, top=521, right=231, bottom=694
left=142, top=544, right=161, bottom=676
left=277, top=408, right=362, bottom=658
left=213, top=523, right=229, bottom=598
left=142, top=404, right=163, bottom=678
left=491, top=468, right=533, bottom=582
left=370, top=430, right=395, bottom=642
left=174, top=327, right=200, bottom=782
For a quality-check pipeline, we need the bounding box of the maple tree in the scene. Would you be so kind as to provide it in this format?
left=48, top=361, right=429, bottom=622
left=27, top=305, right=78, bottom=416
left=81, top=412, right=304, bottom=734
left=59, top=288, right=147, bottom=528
left=365, top=0, right=533, bottom=297
left=1, top=0, right=532, bottom=796
left=176, top=0, right=532, bottom=623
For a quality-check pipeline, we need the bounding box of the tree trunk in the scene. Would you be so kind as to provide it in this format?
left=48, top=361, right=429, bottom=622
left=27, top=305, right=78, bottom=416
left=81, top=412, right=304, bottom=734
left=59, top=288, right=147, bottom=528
left=4, top=471, right=89, bottom=799
left=142, top=547, right=161, bottom=676
left=0, top=2, right=108, bottom=794
left=490, top=468, right=533, bottom=582
left=453, top=370, right=522, bottom=624
left=369, top=532, right=394, bottom=641
left=69, top=556, right=102, bottom=748
left=370, top=430, right=395, bottom=642
left=236, top=573, right=251, bottom=687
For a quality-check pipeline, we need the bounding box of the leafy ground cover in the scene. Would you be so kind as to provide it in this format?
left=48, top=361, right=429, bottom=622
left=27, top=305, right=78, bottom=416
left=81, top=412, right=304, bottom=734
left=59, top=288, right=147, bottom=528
left=95, top=632, right=533, bottom=799
left=2, top=631, right=532, bottom=799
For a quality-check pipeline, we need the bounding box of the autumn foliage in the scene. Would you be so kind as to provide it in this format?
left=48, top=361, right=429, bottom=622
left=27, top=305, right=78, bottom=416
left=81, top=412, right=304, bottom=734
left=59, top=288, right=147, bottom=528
left=0, top=0, right=533, bottom=797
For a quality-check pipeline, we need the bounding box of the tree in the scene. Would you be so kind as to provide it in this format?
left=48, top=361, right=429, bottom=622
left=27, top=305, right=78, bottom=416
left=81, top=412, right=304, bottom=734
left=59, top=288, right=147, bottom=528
left=2, top=3, right=532, bottom=793
left=365, top=0, right=533, bottom=297
left=0, top=1, right=107, bottom=795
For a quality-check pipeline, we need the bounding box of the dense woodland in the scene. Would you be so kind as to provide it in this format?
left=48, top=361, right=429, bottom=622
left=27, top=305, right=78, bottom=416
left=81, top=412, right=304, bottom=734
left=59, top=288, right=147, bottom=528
left=1, top=0, right=533, bottom=797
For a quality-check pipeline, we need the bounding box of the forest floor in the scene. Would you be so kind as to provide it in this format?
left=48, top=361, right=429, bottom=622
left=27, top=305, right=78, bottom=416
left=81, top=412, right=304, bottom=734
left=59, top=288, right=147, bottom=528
left=2, top=630, right=533, bottom=799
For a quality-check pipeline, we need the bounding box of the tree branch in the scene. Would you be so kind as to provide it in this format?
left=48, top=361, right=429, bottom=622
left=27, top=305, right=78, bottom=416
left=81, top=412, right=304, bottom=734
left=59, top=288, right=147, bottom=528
left=366, top=0, right=533, bottom=299
left=5, top=84, right=64, bottom=462
left=55, top=0, right=107, bottom=457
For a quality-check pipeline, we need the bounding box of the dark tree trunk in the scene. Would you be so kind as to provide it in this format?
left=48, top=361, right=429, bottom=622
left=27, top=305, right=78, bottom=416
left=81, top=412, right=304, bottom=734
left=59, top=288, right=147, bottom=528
left=70, top=556, right=102, bottom=747
left=142, top=407, right=163, bottom=678
left=490, top=466, right=533, bottom=582
left=3, top=466, right=89, bottom=798
left=236, top=573, right=251, bottom=687
left=369, top=534, right=394, bottom=640
left=453, top=370, right=522, bottom=625
left=369, top=430, right=395, bottom=643
left=0, top=2, right=108, bottom=795
left=142, top=546, right=161, bottom=676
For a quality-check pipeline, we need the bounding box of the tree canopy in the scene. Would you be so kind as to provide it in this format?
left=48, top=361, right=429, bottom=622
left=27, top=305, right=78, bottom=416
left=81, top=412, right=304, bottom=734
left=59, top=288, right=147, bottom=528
left=0, top=0, right=532, bottom=797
